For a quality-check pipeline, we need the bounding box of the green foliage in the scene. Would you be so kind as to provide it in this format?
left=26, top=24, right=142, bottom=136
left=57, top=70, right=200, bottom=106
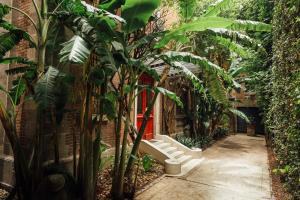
left=212, top=36, right=251, bottom=58
left=155, top=87, right=183, bottom=107
left=99, top=0, right=126, bottom=12
left=0, top=4, right=10, bottom=18
left=160, top=51, right=235, bottom=104
left=0, top=29, right=34, bottom=59
left=34, top=66, right=72, bottom=110
left=212, top=127, right=228, bottom=139
left=177, top=0, right=197, bottom=21
left=203, top=0, right=231, bottom=17
left=266, top=0, right=300, bottom=198
left=121, top=0, right=161, bottom=33
left=228, top=108, right=250, bottom=123
left=142, top=155, right=153, bottom=172
left=175, top=135, right=201, bottom=148
left=156, top=15, right=271, bottom=48
left=59, top=35, right=91, bottom=64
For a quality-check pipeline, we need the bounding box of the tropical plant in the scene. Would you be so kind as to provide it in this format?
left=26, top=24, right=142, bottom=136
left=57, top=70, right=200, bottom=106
left=0, top=0, right=122, bottom=199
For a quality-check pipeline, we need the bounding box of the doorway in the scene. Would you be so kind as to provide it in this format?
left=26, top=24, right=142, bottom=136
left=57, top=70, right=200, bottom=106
left=136, top=74, right=154, bottom=140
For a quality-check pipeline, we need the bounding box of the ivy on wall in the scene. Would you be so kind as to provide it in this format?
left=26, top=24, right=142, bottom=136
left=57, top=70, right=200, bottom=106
left=267, top=0, right=300, bottom=198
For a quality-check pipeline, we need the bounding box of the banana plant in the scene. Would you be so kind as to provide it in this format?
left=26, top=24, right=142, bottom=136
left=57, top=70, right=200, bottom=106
left=156, top=0, right=271, bottom=49
left=0, top=1, right=112, bottom=199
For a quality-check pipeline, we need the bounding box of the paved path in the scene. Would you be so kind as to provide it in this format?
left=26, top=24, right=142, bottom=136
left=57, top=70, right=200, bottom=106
left=135, top=134, right=272, bottom=200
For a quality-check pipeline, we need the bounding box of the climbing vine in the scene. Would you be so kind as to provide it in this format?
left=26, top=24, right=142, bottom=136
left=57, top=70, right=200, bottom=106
left=267, top=0, right=300, bottom=198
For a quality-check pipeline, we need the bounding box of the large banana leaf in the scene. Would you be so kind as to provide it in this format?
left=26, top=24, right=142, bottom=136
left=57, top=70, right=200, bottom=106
left=127, top=31, right=166, bottom=52
left=0, top=30, right=25, bottom=59
left=156, top=17, right=271, bottom=48
left=154, top=87, right=183, bottom=107
left=0, top=20, right=14, bottom=30
left=206, top=74, right=228, bottom=104
left=34, top=66, right=71, bottom=111
left=228, top=108, right=250, bottom=123
left=34, top=66, right=59, bottom=109
left=99, top=0, right=126, bottom=12
left=0, top=56, right=36, bottom=65
left=161, top=51, right=233, bottom=84
left=160, top=58, right=205, bottom=94
left=121, top=0, right=161, bottom=33
left=155, top=17, right=234, bottom=48
left=0, top=3, right=10, bottom=18
left=230, top=20, right=272, bottom=32
left=178, top=0, right=197, bottom=20
left=207, top=28, right=255, bottom=47
left=59, top=35, right=91, bottom=64
left=212, top=36, right=252, bottom=58
left=202, top=0, right=231, bottom=17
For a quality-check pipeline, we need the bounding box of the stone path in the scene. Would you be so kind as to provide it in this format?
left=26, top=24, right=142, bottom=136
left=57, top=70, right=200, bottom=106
left=135, top=134, right=272, bottom=200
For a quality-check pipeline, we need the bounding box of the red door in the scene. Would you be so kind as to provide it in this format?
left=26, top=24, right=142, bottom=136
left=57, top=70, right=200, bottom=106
left=137, top=74, right=154, bottom=140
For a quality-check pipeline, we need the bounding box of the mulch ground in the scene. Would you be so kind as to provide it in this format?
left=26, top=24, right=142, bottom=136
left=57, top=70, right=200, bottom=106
left=96, top=160, right=164, bottom=200
left=267, top=147, right=293, bottom=200
left=0, top=189, right=8, bottom=200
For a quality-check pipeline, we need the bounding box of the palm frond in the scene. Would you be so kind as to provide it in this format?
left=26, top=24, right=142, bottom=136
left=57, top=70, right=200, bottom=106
left=5, top=66, right=35, bottom=75
left=59, top=35, right=91, bottom=64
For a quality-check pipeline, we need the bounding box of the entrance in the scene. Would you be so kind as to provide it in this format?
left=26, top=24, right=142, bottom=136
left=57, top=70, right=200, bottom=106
left=137, top=74, right=154, bottom=140
left=236, top=107, right=264, bottom=134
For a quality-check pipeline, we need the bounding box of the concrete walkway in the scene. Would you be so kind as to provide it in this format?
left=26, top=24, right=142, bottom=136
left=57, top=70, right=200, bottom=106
left=135, top=134, right=272, bottom=200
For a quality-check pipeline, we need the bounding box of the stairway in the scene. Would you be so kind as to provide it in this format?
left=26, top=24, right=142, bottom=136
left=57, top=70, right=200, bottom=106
left=140, top=135, right=204, bottom=177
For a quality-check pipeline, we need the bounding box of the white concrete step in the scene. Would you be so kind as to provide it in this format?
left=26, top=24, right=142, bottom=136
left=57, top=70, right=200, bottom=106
left=149, top=139, right=163, bottom=143
left=165, top=158, right=204, bottom=177
left=157, top=142, right=171, bottom=149
left=140, top=135, right=203, bottom=177
left=170, top=151, right=184, bottom=159
left=177, top=155, right=192, bottom=165
left=164, top=146, right=177, bottom=154
left=180, top=158, right=204, bottom=176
